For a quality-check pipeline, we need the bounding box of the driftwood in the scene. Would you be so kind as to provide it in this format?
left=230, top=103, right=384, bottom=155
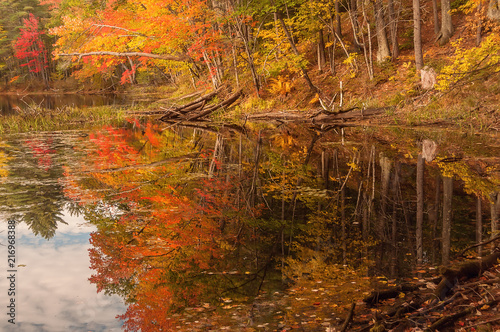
left=159, top=88, right=242, bottom=122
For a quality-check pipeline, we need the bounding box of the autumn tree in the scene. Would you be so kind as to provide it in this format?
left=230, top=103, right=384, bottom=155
left=0, top=0, right=51, bottom=83
left=13, top=14, right=50, bottom=84
left=48, top=0, right=225, bottom=86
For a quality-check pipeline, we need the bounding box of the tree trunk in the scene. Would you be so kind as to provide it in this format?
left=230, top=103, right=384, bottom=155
left=476, top=196, right=483, bottom=257
left=413, top=0, right=424, bottom=71
left=349, top=0, right=361, bottom=51
left=318, top=30, right=327, bottom=72
left=379, top=154, right=392, bottom=240
left=476, top=1, right=483, bottom=45
left=432, top=0, right=440, bottom=35
left=416, top=154, right=424, bottom=265
left=341, top=187, right=347, bottom=266
left=234, top=19, right=260, bottom=94
left=387, top=0, right=399, bottom=59
left=439, top=0, right=454, bottom=45
left=335, top=0, right=342, bottom=37
left=321, top=150, right=330, bottom=190
left=442, top=176, right=453, bottom=265
left=390, top=162, right=400, bottom=277
left=431, top=175, right=441, bottom=264
left=491, top=192, right=499, bottom=252
left=375, top=0, right=391, bottom=62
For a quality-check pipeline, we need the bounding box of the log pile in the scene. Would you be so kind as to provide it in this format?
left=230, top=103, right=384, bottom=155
left=158, top=88, right=243, bottom=123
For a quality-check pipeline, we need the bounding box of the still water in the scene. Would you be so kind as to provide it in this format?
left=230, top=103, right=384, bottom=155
left=0, top=117, right=498, bottom=331
left=0, top=93, right=136, bottom=115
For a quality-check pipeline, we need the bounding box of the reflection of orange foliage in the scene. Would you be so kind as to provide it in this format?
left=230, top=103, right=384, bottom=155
left=24, top=138, right=56, bottom=171
left=63, top=123, right=264, bottom=331
left=87, top=180, right=240, bottom=331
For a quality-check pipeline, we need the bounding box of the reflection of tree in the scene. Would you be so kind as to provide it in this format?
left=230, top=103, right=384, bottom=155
left=0, top=136, right=69, bottom=239
left=64, top=122, right=500, bottom=330
left=64, top=124, right=274, bottom=331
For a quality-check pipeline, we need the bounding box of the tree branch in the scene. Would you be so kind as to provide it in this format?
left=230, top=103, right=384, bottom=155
left=58, top=51, right=189, bottom=62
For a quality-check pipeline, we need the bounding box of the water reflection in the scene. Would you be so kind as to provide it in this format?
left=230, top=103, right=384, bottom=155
left=0, top=132, right=126, bottom=331
left=63, top=122, right=499, bottom=330
left=0, top=212, right=125, bottom=331
left=0, top=134, right=75, bottom=238
left=0, top=122, right=498, bottom=331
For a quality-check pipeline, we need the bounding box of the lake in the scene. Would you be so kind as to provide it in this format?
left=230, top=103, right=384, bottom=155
left=0, top=93, right=139, bottom=115
left=0, top=115, right=498, bottom=331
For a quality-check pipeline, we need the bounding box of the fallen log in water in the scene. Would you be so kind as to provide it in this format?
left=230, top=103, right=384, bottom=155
left=245, top=107, right=387, bottom=123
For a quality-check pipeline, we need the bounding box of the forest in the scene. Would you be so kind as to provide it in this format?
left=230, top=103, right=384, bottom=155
left=0, top=0, right=499, bottom=331
left=0, top=0, right=499, bottom=126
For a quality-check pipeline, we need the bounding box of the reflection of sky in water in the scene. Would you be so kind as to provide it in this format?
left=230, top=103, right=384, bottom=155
left=0, top=211, right=125, bottom=332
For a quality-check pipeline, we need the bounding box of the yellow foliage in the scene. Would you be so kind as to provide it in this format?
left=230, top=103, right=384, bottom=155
left=0, top=143, right=11, bottom=179
left=437, top=159, right=500, bottom=199
left=308, top=93, right=319, bottom=104
left=268, top=75, right=294, bottom=96
left=436, top=34, right=500, bottom=91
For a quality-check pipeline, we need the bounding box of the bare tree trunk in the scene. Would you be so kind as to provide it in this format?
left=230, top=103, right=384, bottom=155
left=322, top=150, right=330, bottom=190
left=203, top=51, right=219, bottom=89
left=442, top=176, right=453, bottom=265
left=209, top=134, right=224, bottom=177
left=476, top=196, right=483, bottom=257
left=360, top=0, right=374, bottom=79
left=416, top=154, right=424, bottom=265
left=349, top=0, right=362, bottom=50
left=387, top=0, right=399, bottom=59
left=413, top=0, right=424, bottom=71
left=490, top=192, right=499, bottom=252
left=476, top=1, right=483, bottom=45
left=379, top=154, right=392, bottom=240
left=375, top=0, right=391, bottom=62
left=390, top=162, right=400, bottom=277
left=341, top=187, right=347, bottom=266
left=431, top=175, right=441, bottom=264
left=318, top=30, right=327, bottom=72
left=335, top=0, right=342, bottom=37
left=432, top=0, right=440, bottom=35
left=328, top=37, right=336, bottom=75
left=232, top=46, right=240, bottom=88
left=234, top=19, right=260, bottom=94
left=438, top=0, right=454, bottom=45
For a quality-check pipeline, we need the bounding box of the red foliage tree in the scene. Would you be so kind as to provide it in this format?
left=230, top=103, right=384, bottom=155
left=13, top=14, right=49, bottom=75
